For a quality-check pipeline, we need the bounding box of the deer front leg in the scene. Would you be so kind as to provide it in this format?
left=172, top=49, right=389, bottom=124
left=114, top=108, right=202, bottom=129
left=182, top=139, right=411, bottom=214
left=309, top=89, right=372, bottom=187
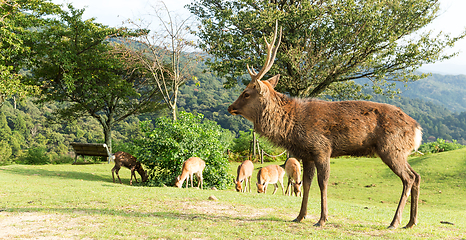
left=294, top=159, right=315, bottom=222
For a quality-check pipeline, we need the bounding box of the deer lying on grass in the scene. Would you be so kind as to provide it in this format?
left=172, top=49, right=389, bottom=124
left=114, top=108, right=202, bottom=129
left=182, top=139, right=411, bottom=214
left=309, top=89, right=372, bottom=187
left=284, top=158, right=302, bottom=197
left=111, top=151, right=148, bottom=186
left=256, top=164, right=285, bottom=195
left=175, top=157, right=206, bottom=189
left=227, top=22, right=422, bottom=229
left=235, top=160, right=254, bottom=192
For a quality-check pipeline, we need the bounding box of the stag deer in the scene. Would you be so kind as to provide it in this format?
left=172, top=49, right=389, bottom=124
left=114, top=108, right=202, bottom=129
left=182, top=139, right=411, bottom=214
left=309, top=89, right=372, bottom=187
left=111, top=151, right=148, bottom=186
left=235, top=160, right=254, bottom=192
left=283, top=158, right=302, bottom=197
left=227, top=22, right=422, bottom=229
left=175, top=157, right=206, bottom=189
left=256, top=164, right=286, bottom=195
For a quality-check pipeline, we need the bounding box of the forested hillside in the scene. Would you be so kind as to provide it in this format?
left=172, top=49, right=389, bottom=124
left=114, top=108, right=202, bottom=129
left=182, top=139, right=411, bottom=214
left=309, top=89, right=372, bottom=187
left=400, top=73, right=466, bottom=112
left=178, top=67, right=466, bottom=145
left=2, top=65, right=466, bottom=165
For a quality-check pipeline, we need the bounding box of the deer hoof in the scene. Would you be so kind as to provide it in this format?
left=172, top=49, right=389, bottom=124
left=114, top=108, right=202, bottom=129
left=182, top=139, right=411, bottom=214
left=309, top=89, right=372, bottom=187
left=387, top=225, right=396, bottom=229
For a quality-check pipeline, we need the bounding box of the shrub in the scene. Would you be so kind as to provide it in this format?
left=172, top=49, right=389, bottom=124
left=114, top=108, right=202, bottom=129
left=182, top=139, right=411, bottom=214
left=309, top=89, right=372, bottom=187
left=136, top=111, right=234, bottom=189
left=0, top=140, right=12, bottom=165
left=418, top=138, right=465, bottom=154
left=51, top=155, right=74, bottom=164
left=18, top=147, right=50, bottom=165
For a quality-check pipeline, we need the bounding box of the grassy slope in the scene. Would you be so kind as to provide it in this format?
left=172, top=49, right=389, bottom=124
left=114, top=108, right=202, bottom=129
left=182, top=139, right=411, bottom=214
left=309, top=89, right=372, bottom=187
left=0, top=149, right=465, bottom=239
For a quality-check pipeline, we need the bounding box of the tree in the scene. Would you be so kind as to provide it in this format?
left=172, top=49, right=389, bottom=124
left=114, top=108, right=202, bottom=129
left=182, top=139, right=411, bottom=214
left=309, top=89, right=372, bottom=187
left=125, top=1, right=197, bottom=121
left=0, top=0, right=59, bottom=109
left=28, top=4, right=166, bottom=152
left=189, top=0, right=466, bottom=99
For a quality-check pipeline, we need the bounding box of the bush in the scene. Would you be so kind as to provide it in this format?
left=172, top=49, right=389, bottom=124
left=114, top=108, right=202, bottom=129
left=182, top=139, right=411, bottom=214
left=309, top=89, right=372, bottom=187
left=51, top=155, right=74, bottom=164
left=0, top=140, right=12, bottom=165
left=136, top=111, right=234, bottom=189
left=18, top=147, right=50, bottom=165
left=418, top=138, right=465, bottom=154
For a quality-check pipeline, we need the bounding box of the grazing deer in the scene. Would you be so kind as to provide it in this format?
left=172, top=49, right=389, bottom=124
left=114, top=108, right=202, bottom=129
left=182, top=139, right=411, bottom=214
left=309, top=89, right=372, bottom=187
left=111, top=151, right=148, bottom=186
left=175, top=157, right=206, bottom=189
left=235, top=160, right=254, bottom=192
left=256, top=164, right=286, bottom=195
left=283, top=158, right=302, bottom=197
left=227, top=22, right=422, bottom=229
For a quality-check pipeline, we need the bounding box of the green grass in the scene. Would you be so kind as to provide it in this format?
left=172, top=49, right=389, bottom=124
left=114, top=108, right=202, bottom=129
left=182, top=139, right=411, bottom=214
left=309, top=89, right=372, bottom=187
left=1, top=149, right=466, bottom=239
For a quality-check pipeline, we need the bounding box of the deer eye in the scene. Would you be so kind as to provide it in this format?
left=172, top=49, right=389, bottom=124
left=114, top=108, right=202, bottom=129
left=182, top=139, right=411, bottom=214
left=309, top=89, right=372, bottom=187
left=243, top=92, right=250, bottom=98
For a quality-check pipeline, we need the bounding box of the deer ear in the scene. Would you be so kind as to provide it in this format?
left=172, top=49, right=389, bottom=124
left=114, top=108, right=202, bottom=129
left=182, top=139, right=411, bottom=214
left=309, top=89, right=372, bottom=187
left=266, top=74, right=280, bottom=88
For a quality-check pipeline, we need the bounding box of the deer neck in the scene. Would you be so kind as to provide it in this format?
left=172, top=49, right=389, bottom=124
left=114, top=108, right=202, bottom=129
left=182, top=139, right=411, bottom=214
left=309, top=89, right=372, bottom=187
left=254, top=92, right=297, bottom=145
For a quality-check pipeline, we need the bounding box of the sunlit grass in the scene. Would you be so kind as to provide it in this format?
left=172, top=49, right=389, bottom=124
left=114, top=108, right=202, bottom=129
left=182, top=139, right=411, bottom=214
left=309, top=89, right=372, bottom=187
left=0, top=149, right=465, bottom=239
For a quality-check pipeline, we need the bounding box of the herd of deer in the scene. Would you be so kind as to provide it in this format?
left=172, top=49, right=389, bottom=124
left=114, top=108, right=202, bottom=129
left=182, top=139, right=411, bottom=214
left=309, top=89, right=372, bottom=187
left=110, top=21, right=423, bottom=229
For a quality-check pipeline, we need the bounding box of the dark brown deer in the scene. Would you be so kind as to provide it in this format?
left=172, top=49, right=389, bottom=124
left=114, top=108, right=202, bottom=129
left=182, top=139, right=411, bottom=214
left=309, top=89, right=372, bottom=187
left=111, top=151, right=148, bottom=186
left=227, top=22, right=422, bottom=229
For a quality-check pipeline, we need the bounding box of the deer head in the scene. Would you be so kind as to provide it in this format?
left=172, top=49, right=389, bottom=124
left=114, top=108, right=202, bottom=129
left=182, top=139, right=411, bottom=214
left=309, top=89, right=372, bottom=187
left=228, top=22, right=282, bottom=121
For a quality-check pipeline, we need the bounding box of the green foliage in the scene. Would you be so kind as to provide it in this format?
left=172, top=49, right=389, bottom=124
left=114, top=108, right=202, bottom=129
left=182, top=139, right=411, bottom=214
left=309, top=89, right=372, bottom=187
left=0, top=0, right=57, bottom=108
left=0, top=140, right=12, bottom=165
left=27, top=3, right=166, bottom=149
left=177, top=66, right=253, bottom=135
left=190, top=0, right=465, bottom=99
left=418, top=138, right=465, bottom=154
left=230, top=129, right=287, bottom=162
left=51, top=155, right=74, bottom=165
left=136, top=111, right=234, bottom=189
left=18, top=147, right=50, bottom=165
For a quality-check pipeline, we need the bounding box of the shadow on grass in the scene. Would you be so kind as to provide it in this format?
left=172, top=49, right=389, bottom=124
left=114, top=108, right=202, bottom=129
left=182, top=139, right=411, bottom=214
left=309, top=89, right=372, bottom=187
left=2, top=206, right=285, bottom=223
left=1, top=167, right=116, bottom=184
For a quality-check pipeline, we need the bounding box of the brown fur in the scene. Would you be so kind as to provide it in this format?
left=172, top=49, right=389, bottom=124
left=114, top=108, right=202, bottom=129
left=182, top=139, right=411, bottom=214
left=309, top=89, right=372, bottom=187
left=227, top=25, right=422, bottom=227
left=284, top=158, right=302, bottom=197
left=256, top=164, right=286, bottom=195
left=229, top=76, right=422, bottom=228
left=235, top=160, right=254, bottom=192
left=175, top=157, right=206, bottom=189
left=111, top=151, right=148, bottom=185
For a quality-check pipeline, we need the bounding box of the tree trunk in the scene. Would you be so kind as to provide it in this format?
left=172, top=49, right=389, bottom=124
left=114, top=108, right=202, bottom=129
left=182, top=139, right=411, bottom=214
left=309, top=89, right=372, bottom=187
left=172, top=85, right=178, bottom=121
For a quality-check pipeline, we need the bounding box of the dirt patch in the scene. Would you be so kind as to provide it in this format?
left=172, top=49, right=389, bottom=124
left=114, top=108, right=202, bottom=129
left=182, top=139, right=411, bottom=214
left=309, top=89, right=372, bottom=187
left=0, top=212, right=93, bottom=239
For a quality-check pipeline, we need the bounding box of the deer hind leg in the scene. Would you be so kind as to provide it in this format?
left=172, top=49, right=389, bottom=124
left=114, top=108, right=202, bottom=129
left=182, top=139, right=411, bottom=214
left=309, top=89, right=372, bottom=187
left=314, top=157, right=330, bottom=227
left=294, top=159, right=315, bottom=222
left=380, top=153, right=418, bottom=229
left=272, top=183, right=279, bottom=195
left=405, top=164, right=420, bottom=228
left=196, top=172, right=203, bottom=189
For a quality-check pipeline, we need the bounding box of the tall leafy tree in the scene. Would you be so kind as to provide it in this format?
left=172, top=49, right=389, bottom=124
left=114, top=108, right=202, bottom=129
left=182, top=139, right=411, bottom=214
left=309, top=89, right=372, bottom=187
left=29, top=4, right=166, bottom=152
left=0, top=0, right=59, bottom=109
left=189, top=0, right=466, bottom=99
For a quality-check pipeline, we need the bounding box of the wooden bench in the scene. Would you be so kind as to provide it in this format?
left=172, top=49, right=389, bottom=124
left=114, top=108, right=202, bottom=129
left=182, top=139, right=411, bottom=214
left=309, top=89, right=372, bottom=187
left=70, top=142, right=113, bottom=164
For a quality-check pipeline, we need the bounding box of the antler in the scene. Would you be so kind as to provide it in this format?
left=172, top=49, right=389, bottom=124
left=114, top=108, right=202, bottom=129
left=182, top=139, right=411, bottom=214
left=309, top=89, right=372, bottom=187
left=247, top=21, right=282, bottom=81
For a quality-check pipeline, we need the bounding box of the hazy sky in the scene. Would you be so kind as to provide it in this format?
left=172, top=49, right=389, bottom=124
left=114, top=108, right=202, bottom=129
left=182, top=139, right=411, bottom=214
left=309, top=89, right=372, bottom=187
left=52, top=0, right=466, bottom=75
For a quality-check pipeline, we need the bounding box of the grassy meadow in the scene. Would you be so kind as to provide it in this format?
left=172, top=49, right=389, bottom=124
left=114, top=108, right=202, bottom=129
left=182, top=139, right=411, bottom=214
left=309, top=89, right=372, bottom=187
left=1, top=148, right=465, bottom=239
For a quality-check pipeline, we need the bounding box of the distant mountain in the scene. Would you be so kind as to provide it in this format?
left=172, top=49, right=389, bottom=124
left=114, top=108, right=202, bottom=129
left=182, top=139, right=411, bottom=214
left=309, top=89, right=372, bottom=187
left=400, top=73, right=466, bottom=112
